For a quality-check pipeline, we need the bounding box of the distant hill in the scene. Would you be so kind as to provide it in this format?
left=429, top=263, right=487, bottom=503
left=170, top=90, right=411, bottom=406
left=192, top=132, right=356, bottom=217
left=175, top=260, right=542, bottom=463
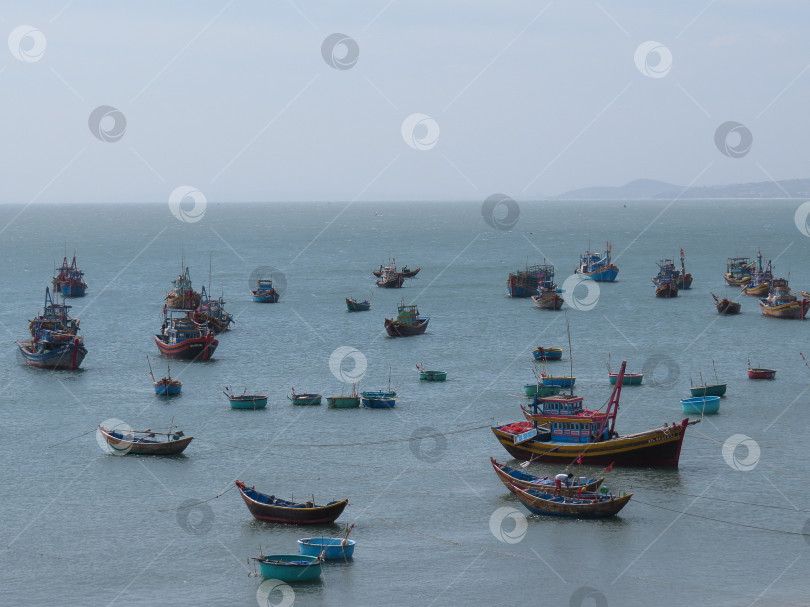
left=555, top=178, right=810, bottom=200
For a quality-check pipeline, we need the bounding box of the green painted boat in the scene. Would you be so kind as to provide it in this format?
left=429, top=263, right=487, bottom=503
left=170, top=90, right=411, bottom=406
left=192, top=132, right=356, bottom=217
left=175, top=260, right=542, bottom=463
left=689, top=383, right=726, bottom=397
left=326, top=395, right=360, bottom=408
left=419, top=370, right=447, bottom=381
left=254, top=553, right=323, bottom=582
left=609, top=372, right=643, bottom=386
left=289, top=391, right=322, bottom=406
left=523, top=383, right=562, bottom=397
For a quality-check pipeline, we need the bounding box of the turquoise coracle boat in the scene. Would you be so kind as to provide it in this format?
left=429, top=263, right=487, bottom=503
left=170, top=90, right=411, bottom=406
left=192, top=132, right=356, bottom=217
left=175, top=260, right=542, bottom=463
left=254, top=554, right=323, bottom=582
left=680, top=396, right=720, bottom=414
left=298, top=536, right=356, bottom=559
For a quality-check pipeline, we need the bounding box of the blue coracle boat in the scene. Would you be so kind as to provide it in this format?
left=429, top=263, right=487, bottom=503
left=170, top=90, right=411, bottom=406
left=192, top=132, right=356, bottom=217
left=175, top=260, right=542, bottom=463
left=680, top=396, right=720, bottom=414
left=298, top=536, right=356, bottom=559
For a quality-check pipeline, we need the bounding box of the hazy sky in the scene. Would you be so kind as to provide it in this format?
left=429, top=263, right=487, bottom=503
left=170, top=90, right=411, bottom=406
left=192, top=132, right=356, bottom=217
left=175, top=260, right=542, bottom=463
left=2, top=1, right=808, bottom=203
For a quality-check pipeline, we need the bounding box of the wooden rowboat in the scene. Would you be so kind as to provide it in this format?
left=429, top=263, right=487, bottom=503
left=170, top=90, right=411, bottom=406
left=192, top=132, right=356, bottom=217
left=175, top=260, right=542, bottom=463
left=490, top=457, right=603, bottom=496
left=508, top=482, right=632, bottom=518
left=235, top=481, right=347, bottom=525
left=289, top=391, right=322, bottom=405
left=748, top=367, right=776, bottom=379
left=97, top=424, right=193, bottom=455
left=712, top=293, right=741, bottom=315
left=224, top=387, right=268, bottom=409
left=346, top=297, right=371, bottom=312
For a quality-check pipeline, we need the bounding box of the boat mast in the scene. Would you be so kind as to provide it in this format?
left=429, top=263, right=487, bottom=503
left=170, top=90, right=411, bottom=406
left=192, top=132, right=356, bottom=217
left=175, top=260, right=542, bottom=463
left=566, top=314, right=574, bottom=397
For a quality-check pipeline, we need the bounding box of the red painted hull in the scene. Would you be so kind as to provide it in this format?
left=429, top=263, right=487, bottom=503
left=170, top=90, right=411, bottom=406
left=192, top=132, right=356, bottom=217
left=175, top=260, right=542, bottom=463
left=153, top=334, right=218, bottom=361
left=747, top=368, right=776, bottom=379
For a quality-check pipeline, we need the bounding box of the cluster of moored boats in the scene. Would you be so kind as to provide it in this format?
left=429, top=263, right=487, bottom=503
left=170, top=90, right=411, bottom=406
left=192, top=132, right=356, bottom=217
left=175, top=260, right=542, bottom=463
left=508, top=244, right=809, bottom=319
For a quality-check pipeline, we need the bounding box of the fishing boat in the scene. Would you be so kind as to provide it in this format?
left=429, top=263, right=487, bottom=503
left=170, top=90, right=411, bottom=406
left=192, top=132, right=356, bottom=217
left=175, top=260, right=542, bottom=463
left=712, top=293, right=741, bottom=315
left=361, top=393, right=396, bottom=408
left=148, top=356, right=182, bottom=396
left=193, top=286, right=233, bottom=333
left=540, top=374, right=575, bottom=388
left=224, top=387, right=268, bottom=409
left=235, top=480, right=348, bottom=524
left=52, top=255, right=87, bottom=297
left=154, top=308, right=218, bottom=361
left=507, top=263, right=552, bottom=298
left=680, top=396, right=720, bottom=414
left=574, top=242, right=619, bottom=282
left=298, top=527, right=356, bottom=559
left=675, top=248, right=692, bottom=289
left=400, top=266, right=420, bottom=278
left=724, top=256, right=753, bottom=286
left=97, top=424, right=193, bottom=455
left=492, top=362, right=700, bottom=468
left=530, top=264, right=564, bottom=309
left=741, top=252, right=773, bottom=296
left=17, top=288, right=87, bottom=370
left=759, top=278, right=809, bottom=319
left=289, top=390, right=322, bottom=405
left=489, top=457, right=604, bottom=496
left=532, top=346, right=563, bottom=361
left=251, top=278, right=280, bottom=303
left=384, top=300, right=429, bottom=336
left=747, top=365, right=776, bottom=379
left=376, top=271, right=405, bottom=289
left=690, top=362, right=726, bottom=397
left=346, top=297, right=371, bottom=312
left=326, top=385, right=360, bottom=408
left=652, top=259, right=679, bottom=298
left=253, top=553, right=323, bottom=582
left=166, top=266, right=201, bottom=309
left=416, top=363, right=446, bottom=381
left=523, top=383, right=562, bottom=397
left=508, top=482, right=633, bottom=518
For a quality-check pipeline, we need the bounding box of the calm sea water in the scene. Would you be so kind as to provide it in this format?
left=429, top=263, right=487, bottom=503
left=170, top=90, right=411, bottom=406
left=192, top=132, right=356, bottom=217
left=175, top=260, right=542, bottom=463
left=1, top=200, right=809, bottom=607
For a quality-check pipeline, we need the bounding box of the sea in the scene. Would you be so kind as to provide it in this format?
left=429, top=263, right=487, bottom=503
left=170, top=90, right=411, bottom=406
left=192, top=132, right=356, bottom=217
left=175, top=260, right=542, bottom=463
left=1, top=199, right=809, bottom=607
